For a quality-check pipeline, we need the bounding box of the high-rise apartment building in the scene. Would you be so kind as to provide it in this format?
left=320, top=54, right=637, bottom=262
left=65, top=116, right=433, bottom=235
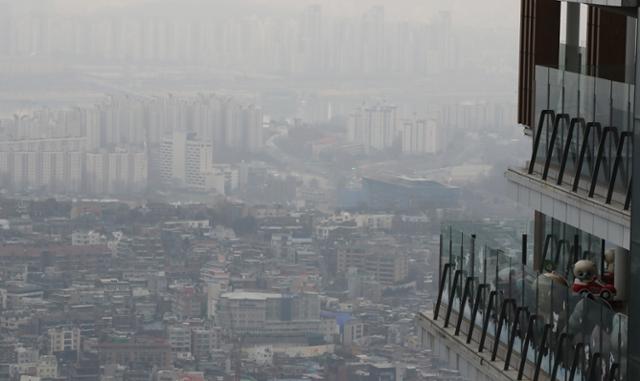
left=401, top=119, right=440, bottom=155
left=347, top=104, right=398, bottom=153
left=301, top=5, right=324, bottom=74
left=220, top=102, right=264, bottom=153
left=85, top=149, right=148, bottom=195
left=0, top=3, right=463, bottom=77
left=418, top=1, right=639, bottom=380
left=0, top=119, right=148, bottom=195
left=361, top=6, right=385, bottom=75
left=0, top=138, right=84, bottom=193
left=158, top=131, right=215, bottom=192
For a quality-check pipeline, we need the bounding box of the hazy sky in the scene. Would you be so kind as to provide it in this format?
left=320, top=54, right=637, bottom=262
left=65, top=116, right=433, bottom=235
left=50, top=0, right=519, bottom=28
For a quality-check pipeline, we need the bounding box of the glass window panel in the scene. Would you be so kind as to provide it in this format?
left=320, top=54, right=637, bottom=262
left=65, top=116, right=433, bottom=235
left=579, top=71, right=596, bottom=125
left=612, top=81, right=631, bottom=133
left=595, top=76, right=612, bottom=126
left=534, top=66, right=552, bottom=171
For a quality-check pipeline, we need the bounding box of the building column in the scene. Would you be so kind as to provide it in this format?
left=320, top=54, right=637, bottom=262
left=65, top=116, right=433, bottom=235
left=626, top=9, right=640, bottom=379
left=533, top=211, right=546, bottom=272
left=564, top=2, right=582, bottom=72
left=614, top=247, right=629, bottom=301
left=518, top=0, right=561, bottom=128
left=587, top=6, right=627, bottom=82
left=626, top=17, right=636, bottom=83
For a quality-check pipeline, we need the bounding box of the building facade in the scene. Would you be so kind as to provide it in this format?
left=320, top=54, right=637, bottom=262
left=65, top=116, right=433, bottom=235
left=85, top=149, right=148, bottom=195
left=0, top=138, right=84, bottom=193
left=48, top=327, right=81, bottom=354
left=401, top=119, right=440, bottom=155
left=419, top=1, right=639, bottom=380
left=338, top=244, right=409, bottom=286
left=0, top=136, right=147, bottom=195
left=362, top=175, right=459, bottom=212
left=158, top=131, right=215, bottom=191
left=216, top=292, right=321, bottom=339
left=97, top=336, right=171, bottom=369
left=191, top=328, right=220, bottom=361
left=347, top=104, right=398, bottom=153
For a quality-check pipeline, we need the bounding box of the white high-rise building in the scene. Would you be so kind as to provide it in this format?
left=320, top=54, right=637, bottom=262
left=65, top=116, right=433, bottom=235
left=243, top=104, right=264, bottom=152
left=85, top=149, right=148, bottom=195
left=0, top=152, right=10, bottom=184
left=401, top=119, right=440, bottom=155
left=159, top=131, right=215, bottom=191
left=220, top=102, right=263, bottom=152
left=40, top=151, right=84, bottom=192
left=0, top=138, right=85, bottom=193
left=347, top=104, right=397, bottom=153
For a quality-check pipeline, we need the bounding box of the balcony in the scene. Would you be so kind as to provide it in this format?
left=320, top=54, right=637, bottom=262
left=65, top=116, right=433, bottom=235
left=419, top=223, right=628, bottom=381
left=507, top=65, right=633, bottom=249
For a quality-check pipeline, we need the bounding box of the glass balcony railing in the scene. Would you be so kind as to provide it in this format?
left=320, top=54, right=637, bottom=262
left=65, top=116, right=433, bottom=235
left=432, top=223, right=628, bottom=381
left=528, top=66, right=633, bottom=210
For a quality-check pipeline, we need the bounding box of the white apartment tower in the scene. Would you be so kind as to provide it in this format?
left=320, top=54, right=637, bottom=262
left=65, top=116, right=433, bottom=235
left=0, top=138, right=84, bottom=193
left=85, top=150, right=148, bottom=195
left=347, top=104, right=398, bottom=153
left=401, top=119, right=439, bottom=155
left=159, top=131, right=215, bottom=191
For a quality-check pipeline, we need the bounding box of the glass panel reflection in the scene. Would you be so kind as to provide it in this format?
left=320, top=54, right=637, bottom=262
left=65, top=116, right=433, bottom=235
left=435, top=221, right=628, bottom=381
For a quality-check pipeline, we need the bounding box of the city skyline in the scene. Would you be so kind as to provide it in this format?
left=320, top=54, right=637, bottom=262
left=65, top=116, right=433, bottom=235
left=0, top=1, right=553, bottom=380
left=45, top=0, right=520, bottom=27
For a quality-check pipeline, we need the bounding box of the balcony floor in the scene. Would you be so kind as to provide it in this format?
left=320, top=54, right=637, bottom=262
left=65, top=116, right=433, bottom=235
left=417, top=310, right=537, bottom=381
left=506, top=167, right=631, bottom=249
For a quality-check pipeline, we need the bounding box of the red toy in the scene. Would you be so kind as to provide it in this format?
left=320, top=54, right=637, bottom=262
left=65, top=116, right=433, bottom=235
left=572, top=259, right=617, bottom=300
left=572, top=280, right=617, bottom=300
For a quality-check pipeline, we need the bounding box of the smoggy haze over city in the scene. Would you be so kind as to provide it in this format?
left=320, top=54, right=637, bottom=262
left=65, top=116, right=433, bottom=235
left=49, top=0, right=519, bottom=27
left=0, top=0, right=585, bottom=380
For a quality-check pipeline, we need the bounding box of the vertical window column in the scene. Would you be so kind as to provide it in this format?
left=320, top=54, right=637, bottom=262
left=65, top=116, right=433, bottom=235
left=518, top=0, right=561, bottom=129
left=627, top=9, right=640, bottom=381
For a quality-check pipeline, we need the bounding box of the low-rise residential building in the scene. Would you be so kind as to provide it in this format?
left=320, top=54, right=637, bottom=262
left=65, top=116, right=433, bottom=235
left=48, top=326, right=81, bottom=354
left=216, top=292, right=321, bottom=339
left=97, top=336, right=171, bottom=369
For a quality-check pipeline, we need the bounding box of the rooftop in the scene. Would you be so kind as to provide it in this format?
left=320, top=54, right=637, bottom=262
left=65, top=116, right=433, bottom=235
left=220, top=291, right=282, bottom=300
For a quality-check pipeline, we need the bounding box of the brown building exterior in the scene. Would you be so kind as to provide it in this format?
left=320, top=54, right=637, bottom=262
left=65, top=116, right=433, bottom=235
left=97, top=336, right=171, bottom=369
left=337, top=244, right=408, bottom=285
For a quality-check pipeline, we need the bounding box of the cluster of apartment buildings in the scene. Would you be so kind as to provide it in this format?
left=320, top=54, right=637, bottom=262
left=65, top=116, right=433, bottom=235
left=0, top=4, right=457, bottom=77
left=0, top=95, right=263, bottom=196
left=347, top=104, right=441, bottom=155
